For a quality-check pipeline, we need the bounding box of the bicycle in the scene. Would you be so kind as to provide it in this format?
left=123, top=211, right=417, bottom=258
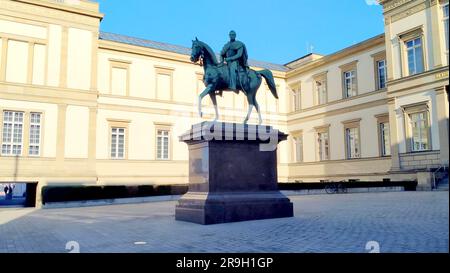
left=324, top=181, right=348, bottom=194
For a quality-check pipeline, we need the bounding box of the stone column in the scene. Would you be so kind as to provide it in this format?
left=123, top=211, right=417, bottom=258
left=388, top=98, right=401, bottom=171
left=435, top=86, right=449, bottom=165
left=430, top=2, right=444, bottom=68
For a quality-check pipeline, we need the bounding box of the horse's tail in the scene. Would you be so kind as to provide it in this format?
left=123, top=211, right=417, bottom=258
left=258, top=69, right=278, bottom=99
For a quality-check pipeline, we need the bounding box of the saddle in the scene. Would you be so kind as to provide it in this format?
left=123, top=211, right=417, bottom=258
left=216, top=64, right=249, bottom=96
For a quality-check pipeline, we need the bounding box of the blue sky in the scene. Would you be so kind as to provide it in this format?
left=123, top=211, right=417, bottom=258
left=96, top=0, right=384, bottom=65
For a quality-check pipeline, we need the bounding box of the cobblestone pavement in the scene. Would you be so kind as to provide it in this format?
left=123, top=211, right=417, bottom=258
left=0, top=191, right=448, bottom=253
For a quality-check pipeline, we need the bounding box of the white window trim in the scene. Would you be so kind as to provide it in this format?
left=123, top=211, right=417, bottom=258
left=402, top=103, right=432, bottom=153
left=1, top=111, right=24, bottom=156
left=111, top=127, right=126, bottom=159
left=377, top=60, right=387, bottom=90
left=154, top=122, right=173, bottom=161
left=342, top=119, right=362, bottom=160
left=28, top=112, right=42, bottom=157
left=107, top=119, right=130, bottom=160
left=442, top=2, right=449, bottom=58
left=315, top=125, right=330, bottom=161
left=405, top=37, right=424, bottom=76
left=156, top=129, right=170, bottom=160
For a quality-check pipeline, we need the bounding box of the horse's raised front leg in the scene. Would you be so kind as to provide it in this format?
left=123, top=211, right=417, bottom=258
left=209, top=92, right=219, bottom=122
left=198, top=85, right=213, bottom=118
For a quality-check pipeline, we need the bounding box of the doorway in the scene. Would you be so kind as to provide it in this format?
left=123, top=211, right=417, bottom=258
left=0, top=182, right=37, bottom=208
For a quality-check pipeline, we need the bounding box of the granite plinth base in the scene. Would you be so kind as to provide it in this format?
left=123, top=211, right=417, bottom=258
left=175, top=192, right=293, bottom=225
left=175, top=122, right=294, bottom=225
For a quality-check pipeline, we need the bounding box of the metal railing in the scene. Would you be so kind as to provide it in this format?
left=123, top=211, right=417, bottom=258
left=432, top=165, right=447, bottom=190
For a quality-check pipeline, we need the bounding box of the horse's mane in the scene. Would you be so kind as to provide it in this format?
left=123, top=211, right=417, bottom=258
left=198, top=40, right=218, bottom=65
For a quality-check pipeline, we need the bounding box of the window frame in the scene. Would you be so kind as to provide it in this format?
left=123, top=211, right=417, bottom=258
left=398, top=27, right=427, bottom=77
left=107, top=119, right=130, bottom=160
left=155, top=65, right=175, bottom=101
left=289, top=82, right=301, bottom=112
left=0, top=35, right=48, bottom=85
left=313, top=71, right=328, bottom=105
left=28, top=112, right=42, bottom=157
left=340, top=61, right=358, bottom=99
left=1, top=110, right=24, bottom=156
left=375, top=113, right=391, bottom=157
left=342, top=118, right=362, bottom=160
left=154, top=122, right=173, bottom=161
left=291, top=130, right=303, bottom=163
left=402, top=103, right=432, bottom=153
left=372, top=51, right=387, bottom=91
left=442, top=2, right=449, bottom=58
left=109, top=59, right=131, bottom=97
left=315, top=125, right=330, bottom=161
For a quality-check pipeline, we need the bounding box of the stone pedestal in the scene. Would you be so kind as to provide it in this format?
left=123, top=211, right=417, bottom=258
left=175, top=122, right=294, bottom=225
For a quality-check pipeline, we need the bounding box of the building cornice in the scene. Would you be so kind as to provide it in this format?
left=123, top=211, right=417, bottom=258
left=286, top=34, right=385, bottom=79
left=10, top=0, right=104, bottom=20
left=99, top=39, right=287, bottom=79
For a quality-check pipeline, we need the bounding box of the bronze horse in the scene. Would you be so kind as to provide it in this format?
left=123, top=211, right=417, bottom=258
left=190, top=38, right=278, bottom=124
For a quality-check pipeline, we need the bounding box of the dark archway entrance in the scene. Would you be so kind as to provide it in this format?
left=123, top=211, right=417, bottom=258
left=0, top=182, right=37, bottom=208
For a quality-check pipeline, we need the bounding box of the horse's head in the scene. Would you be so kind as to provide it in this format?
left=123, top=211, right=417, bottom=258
left=190, top=37, right=202, bottom=63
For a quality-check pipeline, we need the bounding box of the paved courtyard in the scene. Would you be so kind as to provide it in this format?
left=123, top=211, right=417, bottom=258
left=0, top=191, right=448, bottom=253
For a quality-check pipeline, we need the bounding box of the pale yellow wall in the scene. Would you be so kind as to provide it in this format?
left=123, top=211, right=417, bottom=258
left=288, top=104, right=388, bottom=162
left=67, top=27, right=92, bottom=90
left=0, top=19, right=47, bottom=39
left=111, top=67, right=127, bottom=96
left=287, top=44, right=385, bottom=109
left=5, top=40, right=28, bottom=83
left=47, top=24, right=62, bottom=87
left=32, top=43, right=46, bottom=85
left=65, top=105, right=89, bottom=158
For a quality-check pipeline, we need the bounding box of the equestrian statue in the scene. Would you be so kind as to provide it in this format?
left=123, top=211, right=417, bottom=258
left=190, top=31, right=278, bottom=125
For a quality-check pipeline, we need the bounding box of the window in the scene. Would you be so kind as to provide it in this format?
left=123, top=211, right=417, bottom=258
left=343, top=70, right=357, bottom=98
left=345, top=127, right=360, bottom=159
left=28, top=112, right=42, bottom=156
left=2, top=111, right=24, bottom=156
left=314, top=75, right=327, bottom=105
left=293, top=134, right=303, bottom=163
left=403, top=103, right=431, bottom=153
left=343, top=119, right=361, bottom=159
left=289, top=83, right=301, bottom=112
left=377, top=60, right=387, bottom=89
left=315, top=126, right=330, bottom=161
left=409, top=112, right=430, bottom=152
left=406, top=37, right=424, bottom=75
left=379, top=122, right=391, bottom=156
left=443, top=3, right=449, bottom=56
left=317, top=132, right=329, bottom=161
left=109, top=59, right=131, bottom=96
left=155, top=66, right=174, bottom=101
left=340, top=61, right=358, bottom=99
left=292, top=88, right=301, bottom=111
left=111, top=127, right=125, bottom=159
left=157, top=130, right=170, bottom=160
